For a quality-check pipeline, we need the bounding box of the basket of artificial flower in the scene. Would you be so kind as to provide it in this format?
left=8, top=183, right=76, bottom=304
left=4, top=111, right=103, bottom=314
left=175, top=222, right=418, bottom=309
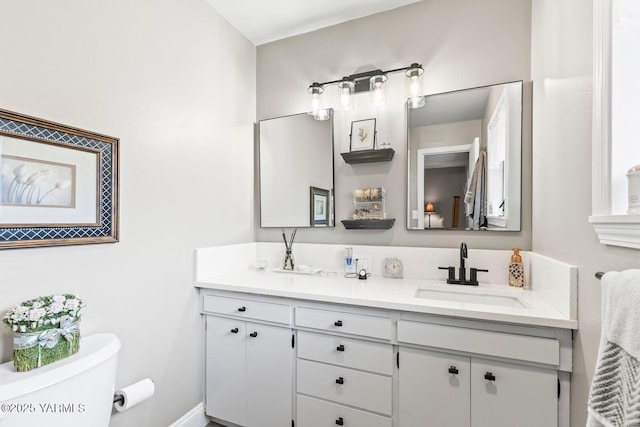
left=2, top=294, right=84, bottom=372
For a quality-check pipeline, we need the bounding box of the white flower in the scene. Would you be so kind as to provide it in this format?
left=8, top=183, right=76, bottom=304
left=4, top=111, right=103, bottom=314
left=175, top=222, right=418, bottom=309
left=64, top=299, right=79, bottom=311
left=52, top=295, right=66, bottom=303
left=15, top=305, right=29, bottom=315
left=19, top=325, right=26, bottom=333
left=49, top=302, right=64, bottom=314
left=56, top=180, right=71, bottom=190
left=28, top=308, right=45, bottom=321
left=12, top=325, right=17, bottom=332
left=32, top=301, right=44, bottom=309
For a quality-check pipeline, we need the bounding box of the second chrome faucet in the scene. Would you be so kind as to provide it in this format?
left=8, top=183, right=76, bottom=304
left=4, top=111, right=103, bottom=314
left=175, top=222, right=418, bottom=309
left=438, top=242, right=488, bottom=286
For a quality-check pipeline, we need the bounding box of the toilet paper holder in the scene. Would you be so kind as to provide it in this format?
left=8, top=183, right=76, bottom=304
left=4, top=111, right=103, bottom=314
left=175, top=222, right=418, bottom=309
left=112, top=378, right=155, bottom=412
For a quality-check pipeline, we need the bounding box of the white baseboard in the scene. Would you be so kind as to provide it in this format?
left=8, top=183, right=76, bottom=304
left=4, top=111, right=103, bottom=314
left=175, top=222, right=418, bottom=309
left=168, top=402, right=209, bottom=427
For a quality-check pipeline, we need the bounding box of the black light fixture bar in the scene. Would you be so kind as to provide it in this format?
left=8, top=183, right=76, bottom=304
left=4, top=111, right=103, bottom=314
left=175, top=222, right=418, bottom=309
left=311, top=63, right=422, bottom=93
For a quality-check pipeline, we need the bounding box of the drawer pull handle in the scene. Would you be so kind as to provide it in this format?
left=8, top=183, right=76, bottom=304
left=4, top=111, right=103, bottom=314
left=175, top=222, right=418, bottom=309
left=335, top=417, right=344, bottom=426
left=335, top=377, right=344, bottom=385
left=334, top=320, right=343, bottom=327
left=448, top=366, right=459, bottom=375
left=484, top=372, right=496, bottom=381
left=249, top=332, right=258, bottom=338
left=238, top=306, right=246, bottom=312
left=230, top=328, right=239, bottom=334
left=336, top=344, right=345, bottom=352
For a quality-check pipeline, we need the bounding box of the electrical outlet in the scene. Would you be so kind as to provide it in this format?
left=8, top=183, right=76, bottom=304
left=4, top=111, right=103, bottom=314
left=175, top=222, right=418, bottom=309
left=412, top=209, right=419, bottom=220
left=354, top=254, right=371, bottom=272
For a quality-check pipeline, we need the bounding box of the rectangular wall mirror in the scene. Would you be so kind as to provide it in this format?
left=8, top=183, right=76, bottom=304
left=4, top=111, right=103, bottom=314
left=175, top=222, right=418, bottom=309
left=407, top=81, right=522, bottom=231
left=259, top=111, right=335, bottom=228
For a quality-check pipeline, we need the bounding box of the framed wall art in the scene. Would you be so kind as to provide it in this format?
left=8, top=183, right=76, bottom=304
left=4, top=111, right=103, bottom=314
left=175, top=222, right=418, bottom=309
left=349, top=118, right=376, bottom=151
left=310, top=186, right=329, bottom=226
left=0, top=108, right=119, bottom=249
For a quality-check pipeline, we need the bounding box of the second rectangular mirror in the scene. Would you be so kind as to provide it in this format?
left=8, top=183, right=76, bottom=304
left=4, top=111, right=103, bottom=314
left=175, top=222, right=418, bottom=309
left=407, top=81, right=523, bottom=231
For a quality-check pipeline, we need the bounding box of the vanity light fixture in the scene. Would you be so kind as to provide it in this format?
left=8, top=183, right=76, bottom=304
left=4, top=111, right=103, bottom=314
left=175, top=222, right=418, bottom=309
left=307, top=62, right=424, bottom=119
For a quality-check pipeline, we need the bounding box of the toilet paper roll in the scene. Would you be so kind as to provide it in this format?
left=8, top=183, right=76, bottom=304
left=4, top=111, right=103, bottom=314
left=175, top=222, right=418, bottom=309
left=113, top=378, right=155, bottom=412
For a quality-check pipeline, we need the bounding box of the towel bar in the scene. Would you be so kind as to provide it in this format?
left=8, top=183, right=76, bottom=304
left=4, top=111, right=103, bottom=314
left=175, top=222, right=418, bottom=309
left=595, top=271, right=605, bottom=280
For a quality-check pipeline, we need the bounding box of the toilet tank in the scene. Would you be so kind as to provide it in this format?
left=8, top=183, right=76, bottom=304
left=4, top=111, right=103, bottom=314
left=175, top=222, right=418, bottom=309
left=0, top=333, right=120, bottom=427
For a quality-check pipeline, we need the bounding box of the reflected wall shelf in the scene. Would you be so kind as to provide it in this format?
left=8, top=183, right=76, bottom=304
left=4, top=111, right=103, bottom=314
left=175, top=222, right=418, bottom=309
left=341, top=219, right=395, bottom=229
left=341, top=148, right=395, bottom=164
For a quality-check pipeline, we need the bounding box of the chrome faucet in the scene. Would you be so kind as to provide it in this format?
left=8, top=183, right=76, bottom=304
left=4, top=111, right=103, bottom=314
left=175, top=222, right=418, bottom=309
left=438, top=242, right=488, bottom=286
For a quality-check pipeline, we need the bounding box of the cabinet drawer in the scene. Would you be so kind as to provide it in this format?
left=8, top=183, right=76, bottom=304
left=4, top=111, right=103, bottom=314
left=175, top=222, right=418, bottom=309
left=297, top=331, right=393, bottom=375
left=203, top=295, right=291, bottom=324
left=297, top=395, right=391, bottom=427
left=397, top=320, right=559, bottom=366
left=295, top=307, right=392, bottom=340
left=297, top=359, right=392, bottom=415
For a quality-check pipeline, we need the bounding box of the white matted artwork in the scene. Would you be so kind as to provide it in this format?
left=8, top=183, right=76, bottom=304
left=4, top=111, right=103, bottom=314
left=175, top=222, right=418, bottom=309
left=310, top=186, right=329, bottom=226
left=349, top=118, right=376, bottom=151
left=0, top=135, right=98, bottom=226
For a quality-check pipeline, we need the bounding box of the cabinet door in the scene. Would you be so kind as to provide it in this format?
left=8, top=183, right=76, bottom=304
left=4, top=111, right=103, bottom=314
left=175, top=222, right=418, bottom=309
left=471, top=358, right=557, bottom=427
left=398, top=347, right=471, bottom=427
left=205, top=316, right=246, bottom=426
left=246, top=323, right=293, bottom=427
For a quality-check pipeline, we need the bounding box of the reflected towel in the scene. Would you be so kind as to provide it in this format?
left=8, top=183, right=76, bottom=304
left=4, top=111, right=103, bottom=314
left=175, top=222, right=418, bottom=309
left=587, top=269, right=640, bottom=427
left=464, top=151, right=487, bottom=229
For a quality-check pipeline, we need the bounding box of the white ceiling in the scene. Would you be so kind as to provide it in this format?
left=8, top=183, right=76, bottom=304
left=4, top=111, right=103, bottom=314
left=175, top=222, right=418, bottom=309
left=204, top=0, right=424, bottom=45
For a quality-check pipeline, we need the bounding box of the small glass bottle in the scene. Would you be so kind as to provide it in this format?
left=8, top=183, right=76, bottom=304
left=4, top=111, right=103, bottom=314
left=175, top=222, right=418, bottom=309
left=283, top=250, right=295, bottom=271
left=508, top=248, right=525, bottom=288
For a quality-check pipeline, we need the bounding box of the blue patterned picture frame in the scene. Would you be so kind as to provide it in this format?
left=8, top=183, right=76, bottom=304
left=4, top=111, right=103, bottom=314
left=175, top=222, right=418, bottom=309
left=0, top=108, right=119, bottom=249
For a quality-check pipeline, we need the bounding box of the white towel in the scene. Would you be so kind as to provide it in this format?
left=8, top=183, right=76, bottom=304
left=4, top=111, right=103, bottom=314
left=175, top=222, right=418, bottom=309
left=587, top=269, right=640, bottom=427
left=464, top=151, right=487, bottom=229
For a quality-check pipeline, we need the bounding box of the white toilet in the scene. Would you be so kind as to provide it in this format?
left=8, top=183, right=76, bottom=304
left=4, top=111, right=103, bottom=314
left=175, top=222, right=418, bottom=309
left=0, top=333, right=120, bottom=426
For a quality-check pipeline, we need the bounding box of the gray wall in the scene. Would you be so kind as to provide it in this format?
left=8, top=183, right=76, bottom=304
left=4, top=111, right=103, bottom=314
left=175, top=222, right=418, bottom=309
left=256, top=0, right=532, bottom=249
left=0, top=1, right=255, bottom=426
left=531, top=1, right=640, bottom=426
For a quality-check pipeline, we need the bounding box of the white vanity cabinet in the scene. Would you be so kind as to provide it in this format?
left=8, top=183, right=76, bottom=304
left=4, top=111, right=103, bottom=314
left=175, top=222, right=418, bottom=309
left=398, top=320, right=561, bottom=427
left=200, top=289, right=573, bottom=427
left=203, top=295, right=293, bottom=427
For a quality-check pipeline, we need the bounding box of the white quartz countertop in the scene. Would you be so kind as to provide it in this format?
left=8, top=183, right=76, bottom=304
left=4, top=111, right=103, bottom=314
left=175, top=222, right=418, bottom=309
left=196, top=270, right=578, bottom=330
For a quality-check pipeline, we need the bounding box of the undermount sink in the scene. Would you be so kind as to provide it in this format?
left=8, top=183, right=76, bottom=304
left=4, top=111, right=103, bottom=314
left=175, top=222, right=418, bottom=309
left=414, top=288, right=525, bottom=308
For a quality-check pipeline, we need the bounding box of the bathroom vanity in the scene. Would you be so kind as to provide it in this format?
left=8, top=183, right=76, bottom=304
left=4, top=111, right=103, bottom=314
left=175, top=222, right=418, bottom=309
left=196, top=243, right=577, bottom=427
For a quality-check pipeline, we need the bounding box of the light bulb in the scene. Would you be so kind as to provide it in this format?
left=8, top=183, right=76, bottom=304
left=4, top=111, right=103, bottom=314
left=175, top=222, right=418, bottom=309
left=338, top=78, right=354, bottom=110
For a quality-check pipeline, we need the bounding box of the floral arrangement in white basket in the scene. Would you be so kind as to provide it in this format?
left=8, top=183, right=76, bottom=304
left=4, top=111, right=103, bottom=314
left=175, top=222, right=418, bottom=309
left=3, top=294, right=85, bottom=372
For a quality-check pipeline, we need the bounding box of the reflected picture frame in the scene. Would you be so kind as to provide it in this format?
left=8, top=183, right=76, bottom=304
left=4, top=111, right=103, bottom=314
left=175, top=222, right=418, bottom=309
left=0, top=108, right=119, bottom=249
left=349, top=118, right=376, bottom=151
left=310, top=186, right=329, bottom=226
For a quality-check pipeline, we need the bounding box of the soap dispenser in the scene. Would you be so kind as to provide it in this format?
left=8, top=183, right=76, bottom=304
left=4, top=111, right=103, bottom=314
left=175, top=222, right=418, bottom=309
left=508, top=248, right=525, bottom=288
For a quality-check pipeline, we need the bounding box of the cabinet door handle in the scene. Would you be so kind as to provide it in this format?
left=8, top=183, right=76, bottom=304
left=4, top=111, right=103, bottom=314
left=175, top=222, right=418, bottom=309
left=249, top=332, right=258, bottom=338
left=484, top=372, right=496, bottom=381
left=448, top=366, right=459, bottom=375
left=237, top=306, right=246, bottom=312
left=335, top=377, right=344, bottom=385
left=334, top=320, right=343, bottom=327
left=230, top=328, right=239, bottom=334
left=336, top=344, right=345, bottom=352
left=335, top=417, right=344, bottom=426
